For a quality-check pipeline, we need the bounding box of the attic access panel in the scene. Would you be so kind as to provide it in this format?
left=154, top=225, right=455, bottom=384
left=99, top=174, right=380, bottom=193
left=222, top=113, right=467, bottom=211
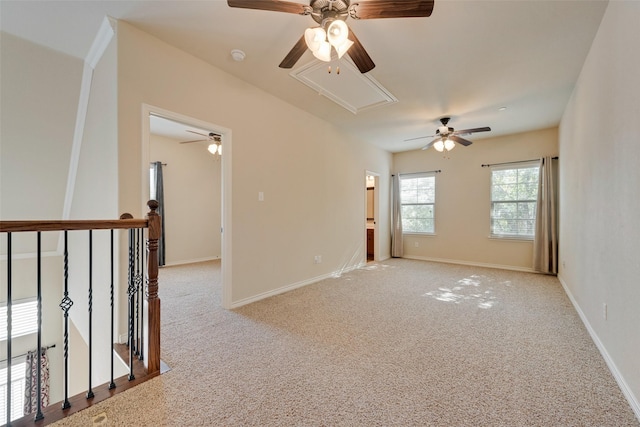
left=290, top=57, right=397, bottom=114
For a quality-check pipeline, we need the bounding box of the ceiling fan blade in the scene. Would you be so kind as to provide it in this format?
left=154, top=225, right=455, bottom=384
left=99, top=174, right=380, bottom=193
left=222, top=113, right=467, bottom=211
left=346, top=29, right=375, bottom=73
left=404, top=134, right=434, bottom=142
left=453, top=127, right=491, bottom=136
left=350, top=0, right=434, bottom=19
left=180, top=139, right=207, bottom=144
left=421, top=137, right=441, bottom=150
left=187, top=130, right=210, bottom=137
left=227, top=0, right=309, bottom=15
left=279, top=35, right=307, bottom=69
left=449, top=135, right=473, bottom=146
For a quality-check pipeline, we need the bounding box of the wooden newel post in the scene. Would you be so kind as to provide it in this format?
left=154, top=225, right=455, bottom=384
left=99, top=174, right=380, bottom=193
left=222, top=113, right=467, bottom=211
left=145, top=200, right=161, bottom=374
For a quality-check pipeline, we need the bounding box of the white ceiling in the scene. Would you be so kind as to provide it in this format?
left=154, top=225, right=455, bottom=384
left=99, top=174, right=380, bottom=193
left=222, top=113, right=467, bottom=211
left=0, top=0, right=608, bottom=153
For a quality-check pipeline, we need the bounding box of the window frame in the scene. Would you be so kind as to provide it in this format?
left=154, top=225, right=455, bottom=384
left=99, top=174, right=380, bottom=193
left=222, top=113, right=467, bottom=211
left=399, top=172, right=437, bottom=235
left=489, top=161, right=540, bottom=240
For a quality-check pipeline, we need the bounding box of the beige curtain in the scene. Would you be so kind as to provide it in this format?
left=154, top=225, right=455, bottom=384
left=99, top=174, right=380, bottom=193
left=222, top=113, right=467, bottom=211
left=391, top=174, right=403, bottom=258
left=533, top=157, right=558, bottom=274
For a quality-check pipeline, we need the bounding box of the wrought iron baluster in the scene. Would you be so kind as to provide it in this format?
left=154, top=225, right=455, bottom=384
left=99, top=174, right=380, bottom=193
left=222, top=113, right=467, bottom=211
left=109, top=229, right=116, bottom=390
left=127, top=228, right=135, bottom=381
left=35, top=232, right=44, bottom=421
left=86, top=230, right=94, bottom=399
left=6, top=232, right=12, bottom=426
left=139, top=228, right=145, bottom=362
left=134, top=228, right=141, bottom=357
left=59, top=231, right=73, bottom=409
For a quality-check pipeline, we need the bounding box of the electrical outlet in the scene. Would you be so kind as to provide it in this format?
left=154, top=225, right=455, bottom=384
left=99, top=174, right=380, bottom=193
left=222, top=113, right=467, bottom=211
left=314, top=255, right=322, bottom=264
left=414, top=241, right=419, bottom=247
left=603, top=303, right=607, bottom=320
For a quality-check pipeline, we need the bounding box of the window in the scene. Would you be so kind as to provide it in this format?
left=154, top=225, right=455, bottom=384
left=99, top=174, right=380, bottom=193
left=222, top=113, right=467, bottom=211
left=400, top=173, right=436, bottom=234
left=490, top=163, right=539, bottom=238
left=0, top=299, right=38, bottom=341
left=0, top=298, right=37, bottom=422
left=0, top=361, right=27, bottom=422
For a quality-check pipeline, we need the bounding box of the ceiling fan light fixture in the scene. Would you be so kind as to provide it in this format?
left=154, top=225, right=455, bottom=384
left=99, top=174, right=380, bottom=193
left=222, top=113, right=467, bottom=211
left=313, top=40, right=332, bottom=62
left=335, top=38, right=354, bottom=59
left=444, top=138, right=455, bottom=151
left=327, top=20, right=349, bottom=46
left=434, top=140, right=445, bottom=152
left=304, top=27, right=326, bottom=52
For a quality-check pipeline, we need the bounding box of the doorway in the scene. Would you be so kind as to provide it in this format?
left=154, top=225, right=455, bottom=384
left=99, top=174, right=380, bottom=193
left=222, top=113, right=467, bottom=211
left=142, top=104, right=232, bottom=309
left=365, top=171, right=379, bottom=262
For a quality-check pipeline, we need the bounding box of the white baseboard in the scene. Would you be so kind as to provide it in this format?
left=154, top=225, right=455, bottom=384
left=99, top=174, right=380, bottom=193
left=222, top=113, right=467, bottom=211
left=162, top=256, right=220, bottom=267
left=403, top=255, right=536, bottom=273
left=230, top=262, right=365, bottom=309
left=557, top=275, right=640, bottom=421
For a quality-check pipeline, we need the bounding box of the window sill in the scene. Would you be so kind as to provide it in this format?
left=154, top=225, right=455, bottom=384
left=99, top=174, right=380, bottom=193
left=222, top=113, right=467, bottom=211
left=403, top=232, right=437, bottom=236
left=488, top=235, right=534, bottom=242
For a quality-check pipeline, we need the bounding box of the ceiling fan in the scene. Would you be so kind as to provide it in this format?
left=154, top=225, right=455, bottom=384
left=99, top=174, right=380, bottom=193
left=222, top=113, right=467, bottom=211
left=180, top=131, right=222, bottom=155
left=405, top=117, right=491, bottom=152
left=227, top=0, right=434, bottom=73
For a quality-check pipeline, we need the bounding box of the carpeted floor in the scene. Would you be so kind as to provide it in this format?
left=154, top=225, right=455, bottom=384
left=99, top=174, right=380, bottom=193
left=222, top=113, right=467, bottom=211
left=53, top=258, right=639, bottom=426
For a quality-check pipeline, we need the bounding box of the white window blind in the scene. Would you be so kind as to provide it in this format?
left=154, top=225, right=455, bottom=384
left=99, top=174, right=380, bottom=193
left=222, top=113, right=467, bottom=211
left=0, top=361, right=27, bottom=422
left=400, top=173, right=436, bottom=234
left=0, top=299, right=38, bottom=341
left=490, top=162, right=539, bottom=238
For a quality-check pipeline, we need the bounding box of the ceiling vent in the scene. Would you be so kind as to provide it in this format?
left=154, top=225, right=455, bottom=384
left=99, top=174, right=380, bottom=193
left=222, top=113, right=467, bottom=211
left=290, top=58, right=397, bottom=114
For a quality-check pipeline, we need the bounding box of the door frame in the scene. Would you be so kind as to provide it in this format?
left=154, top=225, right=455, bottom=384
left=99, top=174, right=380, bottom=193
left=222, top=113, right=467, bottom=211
left=141, top=104, right=233, bottom=309
left=365, top=170, right=380, bottom=262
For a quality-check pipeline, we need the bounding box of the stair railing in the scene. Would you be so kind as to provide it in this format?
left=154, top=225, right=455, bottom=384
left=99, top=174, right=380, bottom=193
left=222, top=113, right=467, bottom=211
left=0, top=200, right=161, bottom=426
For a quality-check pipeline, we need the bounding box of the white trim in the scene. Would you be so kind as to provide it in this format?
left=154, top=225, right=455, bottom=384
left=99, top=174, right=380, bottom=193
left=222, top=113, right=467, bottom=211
left=60, top=62, right=93, bottom=223
left=161, top=256, right=220, bottom=267
left=365, top=170, right=380, bottom=262
left=557, top=275, right=640, bottom=421
left=229, top=263, right=364, bottom=309
left=58, top=16, right=116, bottom=255
left=85, top=16, right=116, bottom=69
left=0, top=251, right=60, bottom=261
left=141, top=104, right=233, bottom=310
left=403, top=255, right=536, bottom=273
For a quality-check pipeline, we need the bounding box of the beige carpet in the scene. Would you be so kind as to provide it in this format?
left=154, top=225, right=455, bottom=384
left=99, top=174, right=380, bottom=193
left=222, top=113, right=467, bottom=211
left=53, top=258, right=639, bottom=426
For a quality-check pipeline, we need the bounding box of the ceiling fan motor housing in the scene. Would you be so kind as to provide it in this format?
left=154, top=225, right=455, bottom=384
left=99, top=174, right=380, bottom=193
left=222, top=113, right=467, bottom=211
left=311, top=0, right=350, bottom=24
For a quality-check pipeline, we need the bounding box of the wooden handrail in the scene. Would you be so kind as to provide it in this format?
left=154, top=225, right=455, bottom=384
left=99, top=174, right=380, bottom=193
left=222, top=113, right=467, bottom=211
left=1, top=200, right=162, bottom=425
left=0, top=218, right=147, bottom=233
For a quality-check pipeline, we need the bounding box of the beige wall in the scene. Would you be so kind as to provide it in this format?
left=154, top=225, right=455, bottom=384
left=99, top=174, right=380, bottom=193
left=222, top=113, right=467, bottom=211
left=0, top=32, right=85, bottom=405
left=559, top=0, right=640, bottom=416
left=149, top=134, right=222, bottom=265
left=0, top=32, right=81, bottom=253
left=393, top=127, right=558, bottom=271
left=117, top=22, right=392, bottom=306
left=0, top=29, right=127, bottom=400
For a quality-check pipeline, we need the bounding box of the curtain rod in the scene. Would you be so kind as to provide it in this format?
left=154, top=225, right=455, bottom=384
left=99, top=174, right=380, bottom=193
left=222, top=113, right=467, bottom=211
left=481, top=157, right=558, bottom=168
left=0, top=344, right=56, bottom=363
left=392, top=170, right=441, bottom=177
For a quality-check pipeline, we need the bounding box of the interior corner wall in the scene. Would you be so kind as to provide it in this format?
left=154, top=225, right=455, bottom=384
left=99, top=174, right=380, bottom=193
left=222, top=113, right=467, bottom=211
left=116, top=22, right=392, bottom=305
left=0, top=32, right=86, bottom=405
left=0, top=32, right=81, bottom=252
left=393, top=127, right=558, bottom=271
left=67, top=36, right=127, bottom=386
left=558, top=0, right=640, bottom=417
left=149, top=134, right=221, bottom=265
